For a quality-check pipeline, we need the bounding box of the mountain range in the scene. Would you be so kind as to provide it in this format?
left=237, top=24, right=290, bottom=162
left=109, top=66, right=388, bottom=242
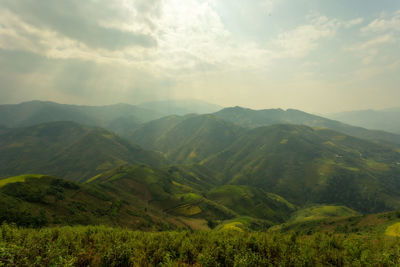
left=1, top=100, right=400, bottom=230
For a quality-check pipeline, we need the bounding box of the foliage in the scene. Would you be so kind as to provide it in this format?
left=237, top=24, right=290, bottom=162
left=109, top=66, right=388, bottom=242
left=386, top=222, right=400, bottom=237
left=0, top=175, right=176, bottom=230
left=1, top=224, right=400, bottom=266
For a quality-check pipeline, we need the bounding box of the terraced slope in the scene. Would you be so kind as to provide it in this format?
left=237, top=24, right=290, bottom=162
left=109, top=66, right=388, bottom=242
left=87, top=165, right=236, bottom=222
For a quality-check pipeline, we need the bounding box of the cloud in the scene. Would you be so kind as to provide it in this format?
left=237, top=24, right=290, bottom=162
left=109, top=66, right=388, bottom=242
left=273, top=15, right=340, bottom=58
left=1, top=0, right=158, bottom=50
left=361, top=10, right=400, bottom=33
left=347, top=11, right=400, bottom=65
left=344, top=18, right=364, bottom=28
left=0, top=48, right=175, bottom=105
left=0, top=0, right=274, bottom=73
left=358, top=34, right=396, bottom=49
left=0, top=1, right=399, bottom=113
left=153, top=0, right=273, bottom=73
left=348, top=34, right=397, bottom=65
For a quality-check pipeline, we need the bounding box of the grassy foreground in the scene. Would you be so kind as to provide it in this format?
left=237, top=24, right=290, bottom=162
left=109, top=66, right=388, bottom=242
left=1, top=224, right=400, bottom=266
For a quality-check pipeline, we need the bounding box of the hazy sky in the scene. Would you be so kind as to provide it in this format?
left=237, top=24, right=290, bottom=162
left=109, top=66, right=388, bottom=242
left=0, top=0, right=399, bottom=113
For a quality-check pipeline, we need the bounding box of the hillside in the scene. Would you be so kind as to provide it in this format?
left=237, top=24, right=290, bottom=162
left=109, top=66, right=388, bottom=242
left=0, top=122, right=166, bottom=181
left=277, top=209, right=400, bottom=237
left=87, top=165, right=236, bottom=224
left=0, top=174, right=175, bottom=230
left=213, top=106, right=400, bottom=145
left=129, top=114, right=245, bottom=162
left=285, top=205, right=360, bottom=224
left=207, top=185, right=295, bottom=223
left=204, top=124, right=400, bottom=213
left=328, top=108, right=400, bottom=134
left=87, top=165, right=294, bottom=225
left=0, top=164, right=296, bottom=230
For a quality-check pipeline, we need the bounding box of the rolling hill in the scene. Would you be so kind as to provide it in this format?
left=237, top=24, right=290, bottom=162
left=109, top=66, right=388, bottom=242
left=0, top=162, right=299, bottom=230
left=207, top=185, right=295, bottom=222
left=0, top=174, right=176, bottom=230
left=86, top=165, right=236, bottom=223
left=0, top=122, right=167, bottom=181
left=213, top=106, right=400, bottom=145
left=129, top=114, right=246, bottom=163
left=2, top=102, right=400, bottom=231
left=203, top=124, right=400, bottom=213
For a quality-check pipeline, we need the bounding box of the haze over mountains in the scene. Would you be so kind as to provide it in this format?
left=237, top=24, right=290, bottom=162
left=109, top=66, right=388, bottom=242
left=1, top=99, right=400, bottom=230
left=327, top=108, right=400, bottom=135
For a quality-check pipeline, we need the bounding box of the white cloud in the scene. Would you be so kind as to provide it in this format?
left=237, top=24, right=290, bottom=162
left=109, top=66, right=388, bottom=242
left=348, top=11, right=400, bottom=65
left=347, top=34, right=397, bottom=65
left=362, top=11, right=400, bottom=33
left=152, top=0, right=273, bottom=73
left=358, top=34, right=396, bottom=49
left=273, top=16, right=339, bottom=58
left=344, top=18, right=364, bottom=28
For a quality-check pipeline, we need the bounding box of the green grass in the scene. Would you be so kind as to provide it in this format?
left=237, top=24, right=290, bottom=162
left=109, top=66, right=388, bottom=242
left=0, top=174, right=45, bottom=187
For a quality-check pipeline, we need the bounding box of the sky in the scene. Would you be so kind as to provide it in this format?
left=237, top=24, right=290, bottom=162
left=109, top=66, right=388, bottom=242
left=0, top=0, right=399, bottom=113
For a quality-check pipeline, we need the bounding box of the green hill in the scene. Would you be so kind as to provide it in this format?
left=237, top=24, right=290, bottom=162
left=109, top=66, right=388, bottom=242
left=129, top=114, right=245, bottom=163
left=207, top=185, right=295, bottom=223
left=0, top=174, right=175, bottom=230
left=286, top=205, right=360, bottom=224
left=204, top=124, right=400, bottom=213
left=87, top=165, right=237, bottom=222
left=86, top=164, right=298, bottom=225
left=0, top=122, right=167, bottom=181
left=277, top=209, right=400, bottom=237
left=213, top=106, right=400, bottom=145
left=127, top=115, right=192, bottom=149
